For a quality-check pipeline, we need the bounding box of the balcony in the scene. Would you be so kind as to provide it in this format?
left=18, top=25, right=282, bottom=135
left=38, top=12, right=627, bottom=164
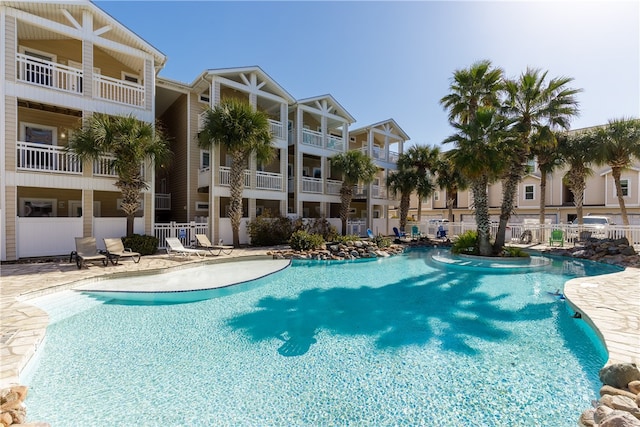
left=302, top=177, right=323, bottom=193
left=326, top=179, right=342, bottom=195
left=219, top=166, right=251, bottom=187
left=16, top=142, right=82, bottom=174
left=326, top=135, right=344, bottom=152
left=94, top=74, right=145, bottom=108
left=16, top=54, right=145, bottom=108
left=155, top=193, right=171, bottom=210
left=16, top=54, right=83, bottom=94
left=268, top=119, right=284, bottom=140
left=302, top=129, right=323, bottom=148
left=256, top=171, right=283, bottom=191
left=371, top=185, right=388, bottom=199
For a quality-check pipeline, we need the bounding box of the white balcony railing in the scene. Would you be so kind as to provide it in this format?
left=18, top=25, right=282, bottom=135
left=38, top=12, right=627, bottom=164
left=93, top=155, right=118, bottom=177
left=155, top=193, right=171, bottom=210
left=256, top=171, right=283, bottom=190
left=16, top=142, right=82, bottom=174
left=268, top=119, right=284, bottom=140
left=219, top=166, right=251, bottom=187
left=326, top=179, right=343, bottom=195
left=302, top=129, right=323, bottom=148
left=16, top=54, right=83, bottom=94
left=353, top=184, right=367, bottom=198
left=326, top=135, right=344, bottom=152
left=371, top=185, right=388, bottom=199
left=302, top=177, right=323, bottom=193
left=94, top=74, right=145, bottom=108
left=388, top=151, right=399, bottom=164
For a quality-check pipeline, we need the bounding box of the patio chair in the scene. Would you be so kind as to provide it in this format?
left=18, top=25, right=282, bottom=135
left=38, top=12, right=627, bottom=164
left=436, top=225, right=448, bottom=240
left=393, top=227, right=408, bottom=241
left=366, top=229, right=375, bottom=240
left=548, top=229, right=564, bottom=247
left=73, top=237, right=108, bottom=269
left=411, top=225, right=423, bottom=239
left=165, top=237, right=208, bottom=258
left=195, top=234, right=234, bottom=256
left=104, top=237, right=141, bottom=265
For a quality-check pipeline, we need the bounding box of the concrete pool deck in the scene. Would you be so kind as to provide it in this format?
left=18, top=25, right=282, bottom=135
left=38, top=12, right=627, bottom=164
left=1, top=244, right=639, bottom=389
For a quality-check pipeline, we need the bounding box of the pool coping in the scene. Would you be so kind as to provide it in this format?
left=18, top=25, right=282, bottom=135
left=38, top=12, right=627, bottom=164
left=1, top=247, right=639, bottom=389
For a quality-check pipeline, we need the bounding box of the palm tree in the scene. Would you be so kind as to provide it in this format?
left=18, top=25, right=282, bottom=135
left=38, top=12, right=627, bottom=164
left=531, top=129, right=564, bottom=225
left=444, top=107, right=504, bottom=256
left=330, top=150, right=378, bottom=235
left=397, top=145, right=439, bottom=222
left=558, top=130, right=598, bottom=224
left=69, top=113, right=171, bottom=237
left=198, top=98, right=273, bottom=247
left=593, top=118, right=640, bottom=225
left=440, top=59, right=503, bottom=125
left=386, top=167, right=419, bottom=233
left=435, top=153, right=469, bottom=222
left=494, top=68, right=581, bottom=250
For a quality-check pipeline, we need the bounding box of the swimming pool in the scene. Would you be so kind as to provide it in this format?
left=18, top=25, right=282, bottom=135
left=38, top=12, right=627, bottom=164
left=23, top=249, right=620, bottom=426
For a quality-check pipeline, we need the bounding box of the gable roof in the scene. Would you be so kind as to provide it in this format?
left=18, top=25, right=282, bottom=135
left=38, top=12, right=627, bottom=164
left=295, top=94, right=355, bottom=124
left=350, top=118, right=410, bottom=141
left=196, top=66, right=295, bottom=104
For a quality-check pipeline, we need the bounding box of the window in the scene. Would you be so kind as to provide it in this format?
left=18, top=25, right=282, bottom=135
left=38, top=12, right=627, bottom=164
left=20, top=198, right=57, bottom=217
left=618, top=179, right=629, bottom=197
left=199, top=93, right=210, bottom=104
left=524, top=185, right=535, bottom=200
left=20, top=47, right=56, bottom=86
left=433, top=191, right=440, bottom=201
left=200, top=150, right=210, bottom=170
left=21, top=122, right=56, bottom=145
left=121, top=72, right=140, bottom=84
left=195, top=201, right=209, bottom=211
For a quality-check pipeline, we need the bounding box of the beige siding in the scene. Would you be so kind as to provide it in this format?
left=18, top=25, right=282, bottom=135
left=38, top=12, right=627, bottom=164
left=82, top=39, right=93, bottom=98
left=18, top=39, right=82, bottom=66
left=5, top=186, right=17, bottom=260
left=5, top=96, right=17, bottom=171
left=17, top=107, right=81, bottom=145
left=82, top=190, right=93, bottom=237
left=5, top=15, right=16, bottom=82
left=144, top=58, right=152, bottom=112
left=93, top=46, right=138, bottom=80
left=159, top=93, right=189, bottom=222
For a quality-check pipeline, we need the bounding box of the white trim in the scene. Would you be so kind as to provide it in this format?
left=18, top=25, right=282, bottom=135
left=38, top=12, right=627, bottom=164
left=200, top=149, right=210, bottom=170
left=199, top=93, right=210, bottom=104
left=524, top=184, right=535, bottom=200
left=19, top=45, right=57, bottom=62
left=618, top=179, right=630, bottom=198
left=1, top=5, right=7, bottom=259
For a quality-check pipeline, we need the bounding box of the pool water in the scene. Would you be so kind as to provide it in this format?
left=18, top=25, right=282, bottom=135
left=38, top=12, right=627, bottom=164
left=24, top=249, right=620, bottom=426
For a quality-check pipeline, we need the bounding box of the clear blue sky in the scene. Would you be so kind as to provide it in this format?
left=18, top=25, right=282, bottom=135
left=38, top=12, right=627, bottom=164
left=96, top=1, right=639, bottom=148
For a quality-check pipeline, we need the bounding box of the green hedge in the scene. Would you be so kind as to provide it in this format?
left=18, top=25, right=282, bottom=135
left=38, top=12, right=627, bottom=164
left=122, top=234, right=159, bottom=255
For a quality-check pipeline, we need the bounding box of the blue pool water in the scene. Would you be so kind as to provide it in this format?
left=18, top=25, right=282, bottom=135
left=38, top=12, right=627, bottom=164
left=24, top=249, right=621, bottom=426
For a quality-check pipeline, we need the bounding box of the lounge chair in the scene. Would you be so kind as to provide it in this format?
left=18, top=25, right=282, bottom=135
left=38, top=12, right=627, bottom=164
left=165, top=237, right=208, bottom=258
left=73, top=237, right=108, bottom=269
left=393, top=227, right=408, bottom=241
left=104, top=238, right=141, bottom=265
left=195, top=234, right=234, bottom=256
left=411, top=225, right=423, bottom=239
left=366, top=229, right=375, bottom=240
left=436, top=225, right=448, bottom=240
left=549, top=229, right=564, bottom=247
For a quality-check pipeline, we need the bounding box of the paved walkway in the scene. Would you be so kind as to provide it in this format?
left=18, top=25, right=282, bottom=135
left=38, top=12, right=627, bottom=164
left=1, top=246, right=639, bottom=389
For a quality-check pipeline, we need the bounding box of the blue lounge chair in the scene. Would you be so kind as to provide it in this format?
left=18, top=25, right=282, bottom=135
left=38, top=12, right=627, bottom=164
left=366, top=229, right=375, bottom=240
left=393, top=227, right=407, bottom=239
left=436, top=225, right=448, bottom=240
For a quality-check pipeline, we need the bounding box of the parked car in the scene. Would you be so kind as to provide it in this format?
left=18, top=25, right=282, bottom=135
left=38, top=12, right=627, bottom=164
left=568, top=215, right=612, bottom=240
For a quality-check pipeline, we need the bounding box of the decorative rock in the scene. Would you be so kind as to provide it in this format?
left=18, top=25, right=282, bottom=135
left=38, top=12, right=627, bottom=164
left=579, top=408, right=596, bottom=427
left=600, top=411, right=640, bottom=427
left=601, top=364, right=640, bottom=389
left=602, top=385, right=639, bottom=400
left=596, top=405, right=615, bottom=423
left=600, top=394, right=640, bottom=414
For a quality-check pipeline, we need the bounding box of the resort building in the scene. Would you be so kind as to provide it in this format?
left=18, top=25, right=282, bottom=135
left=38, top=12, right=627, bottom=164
left=413, top=148, right=640, bottom=226
left=0, top=0, right=166, bottom=260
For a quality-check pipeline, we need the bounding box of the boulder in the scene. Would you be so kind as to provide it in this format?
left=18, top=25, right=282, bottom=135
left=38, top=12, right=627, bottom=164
left=600, top=411, right=640, bottom=427
left=579, top=408, right=596, bottom=426
left=601, top=364, right=640, bottom=389
left=601, top=385, right=638, bottom=400
left=600, top=394, right=639, bottom=414
left=621, top=246, right=637, bottom=256
left=596, top=405, right=615, bottom=423
left=631, top=381, right=640, bottom=396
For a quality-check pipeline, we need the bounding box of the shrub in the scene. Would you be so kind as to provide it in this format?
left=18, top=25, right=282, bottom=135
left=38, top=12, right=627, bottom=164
left=333, top=234, right=362, bottom=244
left=451, top=230, right=478, bottom=255
left=122, top=234, right=158, bottom=255
left=247, top=210, right=294, bottom=246
left=373, top=234, right=392, bottom=248
left=289, top=230, right=324, bottom=251
left=501, top=246, right=530, bottom=258
left=303, top=217, right=338, bottom=242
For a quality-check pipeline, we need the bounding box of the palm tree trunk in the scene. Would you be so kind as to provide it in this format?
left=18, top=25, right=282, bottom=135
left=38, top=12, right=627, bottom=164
left=539, top=172, right=547, bottom=225
left=493, top=166, right=521, bottom=252
left=612, top=168, right=629, bottom=225
left=471, top=178, right=492, bottom=256
left=400, top=194, right=410, bottom=232
left=229, top=152, right=246, bottom=247
left=417, top=198, right=422, bottom=223
left=339, top=185, right=353, bottom=236
left=447, top=195, right=455, bottom=222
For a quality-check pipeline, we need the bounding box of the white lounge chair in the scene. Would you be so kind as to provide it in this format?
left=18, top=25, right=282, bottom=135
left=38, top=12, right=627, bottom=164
left=165, top=237, right=208, bottom=258
left=104, top=238, right=141, bottom=265
left=195, top=234, right=234, bottom=256
left=73, top=237, right=108, bottom=269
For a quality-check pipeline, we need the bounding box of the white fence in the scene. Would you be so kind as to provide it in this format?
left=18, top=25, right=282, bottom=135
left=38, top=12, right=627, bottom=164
left=154, top=221, right=209, bottom=249
left=94, top=74, right=145, bottom=108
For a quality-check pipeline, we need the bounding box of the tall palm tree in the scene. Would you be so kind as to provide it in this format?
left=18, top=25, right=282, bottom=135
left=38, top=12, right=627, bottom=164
left=444, top=107, right=504, bottom=256
left=593, top=117, right=640, bottom=225
left=397, top=145, right=439, bottom=222
left=558, top=130, right=598, bottom=224
left=494, top=68, right=581, bottom=250
left=531, top=129, right=564, bottom=225
left=435, top=153, right=469, bottom=222
left=198, top=98, right=273, bottom=247
left=331, top=150, right=378, bottom=235
left=69, top=113, right=171, bottom=237
left=440, top=59, right=503, bottom=125
left=386, top=167, right=419, bottom=233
